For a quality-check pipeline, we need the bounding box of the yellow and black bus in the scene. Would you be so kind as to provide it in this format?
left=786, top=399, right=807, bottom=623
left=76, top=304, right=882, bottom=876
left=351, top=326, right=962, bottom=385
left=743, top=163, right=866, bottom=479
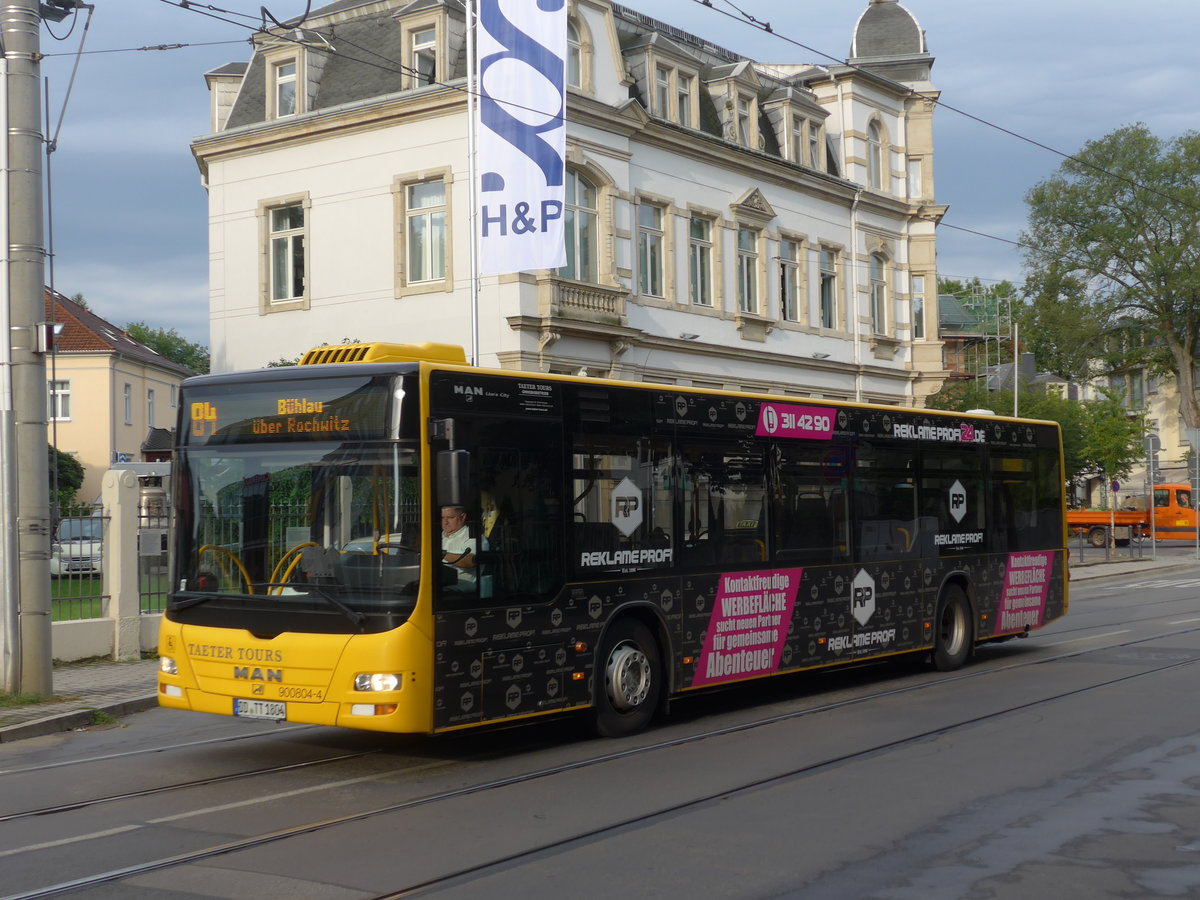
left=158, top=342, right=1067, bottom=737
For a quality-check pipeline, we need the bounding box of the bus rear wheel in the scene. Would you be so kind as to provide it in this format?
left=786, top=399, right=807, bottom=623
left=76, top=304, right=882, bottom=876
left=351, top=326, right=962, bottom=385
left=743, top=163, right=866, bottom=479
left=593, top=619, right=662, bottom=738
left=933, top=585, right=972, bottom=671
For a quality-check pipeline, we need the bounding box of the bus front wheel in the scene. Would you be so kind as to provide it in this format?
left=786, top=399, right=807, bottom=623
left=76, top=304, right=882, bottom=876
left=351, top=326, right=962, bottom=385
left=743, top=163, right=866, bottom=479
left=593, top=619, right=662, bottom=738
left=933, top=585, right=972, bottom=671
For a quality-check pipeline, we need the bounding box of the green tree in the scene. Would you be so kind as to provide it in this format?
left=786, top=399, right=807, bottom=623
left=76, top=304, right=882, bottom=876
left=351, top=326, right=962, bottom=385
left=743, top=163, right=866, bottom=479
left=926, top=381, right=1142, bottom=489
left=48, top=444, right=84, bottom=510
left=125, top=322, right=210, bottom=374
left=1022, top=123, right=1200, bottom=425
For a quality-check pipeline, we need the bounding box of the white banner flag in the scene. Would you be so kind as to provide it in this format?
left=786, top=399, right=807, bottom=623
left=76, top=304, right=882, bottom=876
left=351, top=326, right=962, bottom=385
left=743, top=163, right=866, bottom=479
left=475, top=0, right=567, bottom=274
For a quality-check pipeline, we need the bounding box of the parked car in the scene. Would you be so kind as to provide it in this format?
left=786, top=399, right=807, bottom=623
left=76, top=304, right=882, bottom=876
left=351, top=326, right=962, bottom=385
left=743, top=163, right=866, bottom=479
left=50, top=515, right=103, bottom=577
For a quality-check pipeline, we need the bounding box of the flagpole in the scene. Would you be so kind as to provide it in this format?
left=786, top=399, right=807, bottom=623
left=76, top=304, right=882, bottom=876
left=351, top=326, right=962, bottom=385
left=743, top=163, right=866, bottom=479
left=466, top=0, right=480, bottom=367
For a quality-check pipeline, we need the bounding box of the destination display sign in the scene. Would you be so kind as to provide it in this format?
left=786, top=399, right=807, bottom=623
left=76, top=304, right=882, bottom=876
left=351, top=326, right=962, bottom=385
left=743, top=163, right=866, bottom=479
left=181, top=375, right=394, bottom=445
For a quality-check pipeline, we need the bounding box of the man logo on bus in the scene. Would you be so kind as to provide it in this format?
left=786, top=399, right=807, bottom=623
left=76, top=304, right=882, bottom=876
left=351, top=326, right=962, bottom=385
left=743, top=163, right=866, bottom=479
left=612, top=476, right=643, bottom=536
left=949, top=480, right=967, bottom=523
left=852, top=569, right=876, bottom=626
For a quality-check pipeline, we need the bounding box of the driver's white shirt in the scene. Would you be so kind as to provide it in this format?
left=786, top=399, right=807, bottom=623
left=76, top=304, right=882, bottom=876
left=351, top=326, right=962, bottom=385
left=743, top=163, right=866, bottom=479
left=442, top=526, right=477, bottom=584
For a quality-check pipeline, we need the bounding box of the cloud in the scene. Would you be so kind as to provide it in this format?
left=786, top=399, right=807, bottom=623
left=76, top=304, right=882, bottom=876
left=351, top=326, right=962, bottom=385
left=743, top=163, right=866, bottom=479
left=53, top=257, right=210, bottom=344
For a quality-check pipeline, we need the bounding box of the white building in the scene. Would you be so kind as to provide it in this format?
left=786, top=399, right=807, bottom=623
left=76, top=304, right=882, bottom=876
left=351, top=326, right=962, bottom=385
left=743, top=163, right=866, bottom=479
left=195, top=0, right=946, bottom=405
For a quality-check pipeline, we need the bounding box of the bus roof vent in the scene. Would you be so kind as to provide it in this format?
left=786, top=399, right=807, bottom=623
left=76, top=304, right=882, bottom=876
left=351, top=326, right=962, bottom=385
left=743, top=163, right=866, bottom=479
left=299, top=342, right=468, bottom=366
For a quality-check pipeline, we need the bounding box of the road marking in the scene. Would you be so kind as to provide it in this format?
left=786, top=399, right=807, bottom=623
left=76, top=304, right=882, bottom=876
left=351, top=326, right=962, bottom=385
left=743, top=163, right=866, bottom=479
left=0, top=825, right=142, bottom=858
left=1042, top=630, right=1130, bottom=648
left=148, top=771, right=402, bottom=824
left=1169, top=617, right=1200, bottom=625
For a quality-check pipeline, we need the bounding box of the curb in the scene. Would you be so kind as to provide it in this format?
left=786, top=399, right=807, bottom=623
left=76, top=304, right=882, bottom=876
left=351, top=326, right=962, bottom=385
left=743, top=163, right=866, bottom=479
left=0, top=695, right=158, bottom=744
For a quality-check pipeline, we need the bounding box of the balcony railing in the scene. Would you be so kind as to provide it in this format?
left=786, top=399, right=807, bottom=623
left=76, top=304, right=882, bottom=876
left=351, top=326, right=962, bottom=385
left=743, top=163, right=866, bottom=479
left=538, top=277, right=627, bottom=325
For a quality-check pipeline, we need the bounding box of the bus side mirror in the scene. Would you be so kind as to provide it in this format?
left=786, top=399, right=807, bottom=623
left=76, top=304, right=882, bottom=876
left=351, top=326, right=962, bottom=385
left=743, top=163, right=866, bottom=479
left=437, top=450, right=471, bottom=508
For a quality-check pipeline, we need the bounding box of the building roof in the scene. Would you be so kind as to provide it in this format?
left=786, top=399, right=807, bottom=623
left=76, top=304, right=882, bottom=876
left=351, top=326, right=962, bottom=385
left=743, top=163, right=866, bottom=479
left=44, top=291, right=196, bottom=377
left=937, top=294, right=982, bottom=332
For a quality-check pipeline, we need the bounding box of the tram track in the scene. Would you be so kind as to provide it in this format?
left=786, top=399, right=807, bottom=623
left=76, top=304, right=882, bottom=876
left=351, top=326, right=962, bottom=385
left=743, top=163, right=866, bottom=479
left=5, top=620, right=1200, bottom=900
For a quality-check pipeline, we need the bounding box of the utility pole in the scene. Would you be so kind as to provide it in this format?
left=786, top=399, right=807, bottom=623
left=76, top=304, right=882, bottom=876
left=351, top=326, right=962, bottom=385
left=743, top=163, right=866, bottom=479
left=0, top=0, right=51, bottom=695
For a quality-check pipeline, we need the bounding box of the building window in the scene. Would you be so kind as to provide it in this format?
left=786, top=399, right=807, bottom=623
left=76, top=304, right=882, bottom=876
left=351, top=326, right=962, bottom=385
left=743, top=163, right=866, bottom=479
left=677, top=74, right=692, bottom=127
left=867, top=121, right=884, bottom=190
left=567, top=20, right=582, bottom=88
left=911, top=275, right=925, bottom=339
left=808, top=122, right=821, bottom=168
left=561, top=170, right=597, bottom=282
left=655, top=66, right=671, bottom=118
left=870, top=254, right=887, bottom=334
left=412, top=27, right=437, bottom=86
left=406, top=180, right=446, bottom=284
left=736, top=228, right=758, bottom=313
left=123, top=383, right=132, bottom=425
left=170, top=384, right=178, bottom=408
left=269, top=203, right=306, bottom=302
left=907, top=158, right=922, bottom=199
left=272, top=60, right=297, bottom=118
left=780, top=240, right=801, bottom=322
left=819, top=249, right=837, bottom=329
left=791, top=116, right=804, bottom=164
left=688, top=216, right=713, bottom=306
left=637, top=203, right=664, bottom=298
left=48, top=380, right=70, bottom=420
left=147, top=388, right=156, bottom=426
left=737, top=95, right=752, bottom=145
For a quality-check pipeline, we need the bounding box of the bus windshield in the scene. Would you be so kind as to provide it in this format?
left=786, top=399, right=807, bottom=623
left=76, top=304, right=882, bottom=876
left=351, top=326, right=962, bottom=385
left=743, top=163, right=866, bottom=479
left=176, top=441, right=421, bottom=616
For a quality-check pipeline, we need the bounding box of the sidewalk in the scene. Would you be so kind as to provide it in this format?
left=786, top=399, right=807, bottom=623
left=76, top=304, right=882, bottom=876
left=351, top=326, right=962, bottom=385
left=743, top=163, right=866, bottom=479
left=1, top=554, right=1195, bottom=744
left=0, top=657, right=160, bottom=744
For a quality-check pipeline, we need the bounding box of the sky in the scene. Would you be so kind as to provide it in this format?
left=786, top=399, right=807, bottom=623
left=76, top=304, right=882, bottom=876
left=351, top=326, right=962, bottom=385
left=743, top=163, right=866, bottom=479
left=36, top=0, right=1200, bottom=345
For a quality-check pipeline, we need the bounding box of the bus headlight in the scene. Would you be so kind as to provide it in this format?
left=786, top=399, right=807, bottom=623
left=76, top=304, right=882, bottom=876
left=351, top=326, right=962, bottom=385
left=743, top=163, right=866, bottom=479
left=354, top=673, right=400, bottom=692
left=160, top=657, right=178, bottom=676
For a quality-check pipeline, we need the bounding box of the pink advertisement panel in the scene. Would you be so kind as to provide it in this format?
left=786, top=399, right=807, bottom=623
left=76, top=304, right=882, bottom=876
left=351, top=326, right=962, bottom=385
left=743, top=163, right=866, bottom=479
left=995, top=551, right=1053, bottom=634
left=693, top=568, right=803, bottom=686
left=755, top=403, right=836, bottom=441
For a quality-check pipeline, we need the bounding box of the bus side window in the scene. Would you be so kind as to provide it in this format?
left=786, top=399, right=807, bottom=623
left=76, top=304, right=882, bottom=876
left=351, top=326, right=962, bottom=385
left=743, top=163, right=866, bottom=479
left=438, top=416, right=564, bottom=606
left=772, top=442, right=833, bottom=564
left=851, top=441, right=917, bottom=561
left=570, top=434, right=673, bottom=575
left=679, top=441, right=766, bottom=567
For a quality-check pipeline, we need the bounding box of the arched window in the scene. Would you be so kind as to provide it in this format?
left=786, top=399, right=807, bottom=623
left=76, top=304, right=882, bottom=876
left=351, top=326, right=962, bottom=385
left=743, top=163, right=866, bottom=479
left=561, top=170, right=597, bottom=282
left=567, top=21, right=582, bottom=88
left=867, top=121, right=884, bottom=190
left=870, top=254, right=887, bottom=334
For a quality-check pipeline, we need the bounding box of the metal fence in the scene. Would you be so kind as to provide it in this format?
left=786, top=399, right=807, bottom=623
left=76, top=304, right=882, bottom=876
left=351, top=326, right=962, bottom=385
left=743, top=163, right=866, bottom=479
left=50, top=496, right=172, bottom=622
left=49, top=502, right=106, bottom=622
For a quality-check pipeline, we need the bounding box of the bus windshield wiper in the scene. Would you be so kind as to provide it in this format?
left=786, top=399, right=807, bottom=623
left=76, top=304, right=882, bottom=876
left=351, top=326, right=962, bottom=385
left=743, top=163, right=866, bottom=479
left=262, top=583, right=368, bottom=629
left=172, top=590, right=248, bottom=609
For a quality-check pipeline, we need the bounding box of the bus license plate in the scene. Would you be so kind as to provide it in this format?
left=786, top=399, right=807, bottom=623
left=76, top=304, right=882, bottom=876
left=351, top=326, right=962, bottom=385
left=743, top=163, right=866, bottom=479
left=234, top=699, right=286, bottom=720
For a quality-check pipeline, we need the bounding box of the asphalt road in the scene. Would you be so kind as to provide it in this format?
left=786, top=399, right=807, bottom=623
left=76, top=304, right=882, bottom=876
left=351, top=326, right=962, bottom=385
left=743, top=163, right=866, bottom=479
left=4, top=564, right=1200, bottom=899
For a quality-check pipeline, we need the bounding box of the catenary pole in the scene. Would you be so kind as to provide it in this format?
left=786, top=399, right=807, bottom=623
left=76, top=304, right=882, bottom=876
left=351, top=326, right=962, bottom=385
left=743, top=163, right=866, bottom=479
left=0, top=0, right=51, bottom=695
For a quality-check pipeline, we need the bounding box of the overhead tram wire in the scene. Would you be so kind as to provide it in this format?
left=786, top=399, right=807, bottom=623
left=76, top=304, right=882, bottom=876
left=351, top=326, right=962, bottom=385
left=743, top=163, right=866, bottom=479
left=154, top=0, right=1038, bottom=254
left=693, top=0, right=1200, bottom=219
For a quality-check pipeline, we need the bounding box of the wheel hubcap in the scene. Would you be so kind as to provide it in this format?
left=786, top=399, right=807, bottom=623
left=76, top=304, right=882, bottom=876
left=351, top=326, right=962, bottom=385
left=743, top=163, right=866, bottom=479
left=606, top=642, right=651, bottom=710
left=941, top=603, right=965, bottom=655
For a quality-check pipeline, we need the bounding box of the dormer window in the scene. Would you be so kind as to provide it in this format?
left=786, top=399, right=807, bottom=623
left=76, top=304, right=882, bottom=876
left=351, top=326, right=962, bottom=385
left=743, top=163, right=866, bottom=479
left=655, top=66, right=671, bottom=117
left=737, top=95, right=751, bottom=145
left=677, top=74, right=692, bottom=127
left=412, top=27, right=437, bottom=86
left=272, top=59, right=297, bottom=118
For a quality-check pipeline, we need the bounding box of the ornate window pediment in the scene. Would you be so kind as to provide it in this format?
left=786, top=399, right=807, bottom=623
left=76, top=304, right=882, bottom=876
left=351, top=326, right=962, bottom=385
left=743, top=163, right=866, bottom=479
left=730, top=188, right=776, bottom=226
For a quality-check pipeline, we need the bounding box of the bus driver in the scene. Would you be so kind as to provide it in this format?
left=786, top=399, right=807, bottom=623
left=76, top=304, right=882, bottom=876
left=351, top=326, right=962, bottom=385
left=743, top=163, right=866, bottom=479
left=440, top=506, right=477, bottom=586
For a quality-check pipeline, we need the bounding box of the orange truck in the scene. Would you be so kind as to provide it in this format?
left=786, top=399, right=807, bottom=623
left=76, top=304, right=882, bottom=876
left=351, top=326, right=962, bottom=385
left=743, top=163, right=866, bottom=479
left=1067, top=483, right=1197, bottom=547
